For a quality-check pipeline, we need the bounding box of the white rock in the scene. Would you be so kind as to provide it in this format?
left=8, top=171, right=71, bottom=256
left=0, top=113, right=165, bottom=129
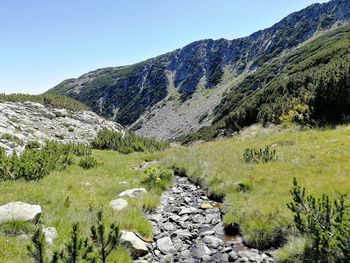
left=109, top=199, right=128, bottom=211
left=0, top=202, right=42, bottom=224
left=118, top=188, right=147, bottom=198
left=43, top=227, right=57, bottom=245
left=120, top=231, right=149, bottom=258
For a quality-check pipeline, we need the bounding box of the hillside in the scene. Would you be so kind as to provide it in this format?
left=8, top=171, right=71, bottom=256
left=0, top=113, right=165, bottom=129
left=182, top=23, right=350, bottom=143
left=0, top=94, right=123, bottom=155
left=46, top=0, right=350, bottom=140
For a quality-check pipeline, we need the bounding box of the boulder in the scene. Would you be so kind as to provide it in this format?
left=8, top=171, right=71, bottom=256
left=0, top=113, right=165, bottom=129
left=156, top=236, right=176, bottom=254
left=109, top=199, right=128, bottom=211
left=120, top=231, right=149, bottom=258
left=43, top=227, right=57, bottom=245
left=0, top=202, right=42, bottom=224
left=118, top=188, right=147, bottom=198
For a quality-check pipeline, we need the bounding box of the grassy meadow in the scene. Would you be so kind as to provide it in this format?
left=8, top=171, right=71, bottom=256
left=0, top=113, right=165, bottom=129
left=0, top=150, right=165, bottom=262
left=165, top=124, right=350, bottom=249
left=0, top=124, right=349, bottom=261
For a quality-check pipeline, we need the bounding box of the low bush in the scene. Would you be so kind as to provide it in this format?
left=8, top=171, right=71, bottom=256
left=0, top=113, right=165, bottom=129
left=27, top=211, right=121, bottom=263
left=243, top=146, right=277, bottom=163
left=91, top=130, right=169, bottom=154
left=287, top=178, right=350, bottom=262
left=0, top=141, right=91, bottom=181
left=79, top=156, right=100, bottom=169
left=141, top=166, right=173, bottom=190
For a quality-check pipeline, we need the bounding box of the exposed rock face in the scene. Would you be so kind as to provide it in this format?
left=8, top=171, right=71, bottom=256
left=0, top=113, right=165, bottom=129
left=0, top=100, right=123, bottom=155
left=118, top=188, right=147, bottom=198
left=47, top=0, right=350, bottom=140
left=109, top=199, right=128, bottom=211
left=120, top=231, right=149, bottom=258
left=137, top=176, right=274, bottom=262
left=0, top=202, right=42, bottom=224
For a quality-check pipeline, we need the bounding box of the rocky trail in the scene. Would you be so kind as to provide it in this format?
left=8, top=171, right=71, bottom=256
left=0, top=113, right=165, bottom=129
left=136, top=175, right=274, bottom=263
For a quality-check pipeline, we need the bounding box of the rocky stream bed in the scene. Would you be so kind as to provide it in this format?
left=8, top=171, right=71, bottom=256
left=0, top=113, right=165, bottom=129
left=136, top=175, right=275, bottom=263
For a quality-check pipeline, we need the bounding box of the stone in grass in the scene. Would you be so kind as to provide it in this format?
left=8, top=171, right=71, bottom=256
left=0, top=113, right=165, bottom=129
left=120, top=231, right=149, bottom=258
left=0, top=202, right=42, bottom=224
left=43, top=227, right=57, bottom=245
left=118, top=188, right=147, bottom=198
left=109, top=199, right=128, bottom=211
left=156, top=236, right=177, bottom=254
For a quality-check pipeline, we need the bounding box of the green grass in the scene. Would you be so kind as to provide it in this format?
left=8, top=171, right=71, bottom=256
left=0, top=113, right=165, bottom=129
left=164, top=124, right=350, bottom=249
left=2, top=124, right=350, bottom=261
left=0, top=150, right=165, bottom=262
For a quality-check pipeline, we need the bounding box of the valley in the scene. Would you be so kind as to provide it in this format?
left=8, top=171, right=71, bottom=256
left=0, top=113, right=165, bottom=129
left=1, top=0, right=350, bottom=262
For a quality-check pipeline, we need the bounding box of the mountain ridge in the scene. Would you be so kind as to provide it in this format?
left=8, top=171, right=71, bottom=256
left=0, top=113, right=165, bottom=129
left=46, top=0, right=350, bottom=140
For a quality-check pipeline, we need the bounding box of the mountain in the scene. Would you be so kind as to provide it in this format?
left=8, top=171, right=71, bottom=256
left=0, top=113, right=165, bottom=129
left=46, top=0, right=350, bottom=140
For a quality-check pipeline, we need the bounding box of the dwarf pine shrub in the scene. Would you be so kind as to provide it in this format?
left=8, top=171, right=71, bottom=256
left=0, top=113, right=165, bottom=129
left=79, top=156, right=100, bottom=169
left=288, top=178, right=350, bottom=262
left=91, top=130, right=169, bottom=154
left=0, top=141, right=92, bottom=181
left=243, top=146, right=277, bottom=163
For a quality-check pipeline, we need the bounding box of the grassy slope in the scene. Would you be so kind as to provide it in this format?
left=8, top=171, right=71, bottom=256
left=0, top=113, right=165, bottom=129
left=1, top=125, right=350, bottom=261
left=166, top=124, right=350, bottom=248
left=0, top=150, right=164, bottom=262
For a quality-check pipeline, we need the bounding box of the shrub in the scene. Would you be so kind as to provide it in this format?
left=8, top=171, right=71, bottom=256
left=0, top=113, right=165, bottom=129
left=27, top=226, right=47, bottom=263
left=90, top=211, right=121, bottom=263
left=287, top=178, right=350, bottom=262
left=27, top=212, right=120, bottom=263
left=141, top=166, right=173, bottom=190
left=243, top=146, right=277, bottom=163
left=79, top=156, right=100, bottom=169
left=91, top=130, right=169, bottom=154
left=0, top=141, right=91, bottom=181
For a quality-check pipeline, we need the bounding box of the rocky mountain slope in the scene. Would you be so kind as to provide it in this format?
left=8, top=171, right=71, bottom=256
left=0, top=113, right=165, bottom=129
left=46, top=0, right=350, bottom=140
left=0, top=100, right=123, bottom=155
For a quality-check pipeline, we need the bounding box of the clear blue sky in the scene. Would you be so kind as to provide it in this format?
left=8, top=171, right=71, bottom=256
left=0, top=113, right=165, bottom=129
left=0, top=0, right=328, bottom=94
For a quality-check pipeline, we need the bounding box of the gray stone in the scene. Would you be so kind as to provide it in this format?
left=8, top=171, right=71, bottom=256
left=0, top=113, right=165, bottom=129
left=109, top=198, right=128, bottom=211
left=179, top=207, right=198, bottom=215
left=120, top=231, right=148, bottom=258
left=202, top=235, right=224, bottom=248
left=229, top=251, right=239, bottom=261
left=0, top=202, right=42, bottom=224
left=156, top=236, right=176, bottom=254
left=118, top=188, right=147, bottom=198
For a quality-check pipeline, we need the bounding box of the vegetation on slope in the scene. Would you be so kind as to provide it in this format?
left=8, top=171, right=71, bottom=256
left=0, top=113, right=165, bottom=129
left=0, top=150, right=165, bottom=262
left=0, top=142, right=91, bottom=181
left=0, top=93, right=89, bottom=111
left=91, top=130, right=169, bottom=154
left=181, top=24, right=350, bottom=143
left=166, top=124, right=350, bottom=255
